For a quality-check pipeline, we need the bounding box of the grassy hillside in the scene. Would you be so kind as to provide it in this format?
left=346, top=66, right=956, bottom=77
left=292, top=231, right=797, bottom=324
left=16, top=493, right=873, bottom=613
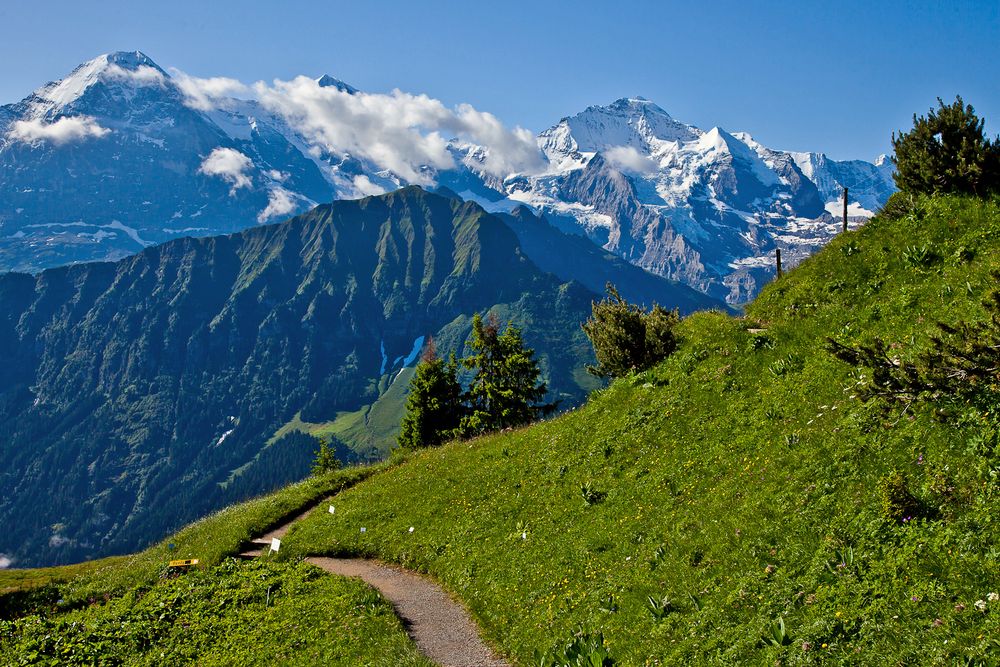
left=0, top=465, right=380, bottom=609
left=274, top=194, right=1000, bottom=664
left=4, top=194, right=999, bottom=665
left=0, top=465, right=437, bottom=665
left=1, top=559, right=430, bottom=666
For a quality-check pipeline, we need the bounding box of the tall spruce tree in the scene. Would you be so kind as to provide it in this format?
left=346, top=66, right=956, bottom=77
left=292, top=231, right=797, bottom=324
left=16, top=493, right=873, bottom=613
left=460, top=313, right=550, bottom=435
left=397, top=339, right=463, bottom=449
left=892, top=96, right=1000, bottom=197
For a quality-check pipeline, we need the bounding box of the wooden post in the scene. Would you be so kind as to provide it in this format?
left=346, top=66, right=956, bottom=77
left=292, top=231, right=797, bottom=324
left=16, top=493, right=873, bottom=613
left=842, top=186, right=849, bottom=233
left=775, top=248, right=782, bottom=277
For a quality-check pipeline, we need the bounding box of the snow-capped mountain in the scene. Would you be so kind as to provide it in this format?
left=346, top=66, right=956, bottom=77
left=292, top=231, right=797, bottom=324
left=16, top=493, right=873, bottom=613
left=477, top=98, right=896, bottom=302
left=0, top=52, right=337, bottom=271
left=0, top=52, right=896, bottom=303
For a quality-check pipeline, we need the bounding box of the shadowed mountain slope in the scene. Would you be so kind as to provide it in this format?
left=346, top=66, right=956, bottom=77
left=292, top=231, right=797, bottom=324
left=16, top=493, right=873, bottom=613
left=0, top=186, right=606, bottom=567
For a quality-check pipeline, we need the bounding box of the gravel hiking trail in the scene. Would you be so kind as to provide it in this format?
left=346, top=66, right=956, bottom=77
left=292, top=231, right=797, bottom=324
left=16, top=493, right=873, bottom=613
left=240, top=504, right=509, bottom=667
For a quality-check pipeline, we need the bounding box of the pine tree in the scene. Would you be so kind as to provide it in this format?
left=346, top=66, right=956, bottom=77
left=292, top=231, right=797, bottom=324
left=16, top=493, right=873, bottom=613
left=582, top=283, right=680, bottom=378
left=311, top=437, right=341, bottom=476
left=892, top=96, right=1000, bottom=197
left=397, top=339, right=463, bottom=449
left=460, top=313, right=550, bottom=435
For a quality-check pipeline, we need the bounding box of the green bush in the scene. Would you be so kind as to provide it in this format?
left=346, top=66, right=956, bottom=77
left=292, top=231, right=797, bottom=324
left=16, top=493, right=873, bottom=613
left=878, top=191, right=923, bottom=220
left=311, top=437, right=342, bottom=475
left=397, top=340, right=462, bottom=449
left=460, top=313, right=551, bottom=436
left=582, top=283, right=680, bottom=378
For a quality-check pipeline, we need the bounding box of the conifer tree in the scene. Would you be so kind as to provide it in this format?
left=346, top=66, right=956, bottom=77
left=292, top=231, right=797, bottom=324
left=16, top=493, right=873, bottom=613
left=828, top=271, right=1000, bottom=418
left=892, top=96, right=1000, bottom=197
left=460, top=313, right=550, bottom=435
left=582, top=283, right=680, bottom=378
left=397, top=339, right=463, bottom=449
left=311, top=437, right=341, bottom=475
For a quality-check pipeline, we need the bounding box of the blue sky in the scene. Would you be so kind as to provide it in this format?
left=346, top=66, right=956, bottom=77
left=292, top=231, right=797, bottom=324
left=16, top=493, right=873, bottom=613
left=0, top=0, right=996, bottom=160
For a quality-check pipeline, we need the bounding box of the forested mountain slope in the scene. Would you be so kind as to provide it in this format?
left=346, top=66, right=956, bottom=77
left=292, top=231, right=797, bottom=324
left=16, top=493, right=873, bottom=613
left=0, top=187, right=609, bottom=567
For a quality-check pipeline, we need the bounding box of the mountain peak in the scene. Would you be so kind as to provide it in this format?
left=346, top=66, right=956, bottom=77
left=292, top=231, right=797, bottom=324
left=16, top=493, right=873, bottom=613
left=317, top=75, right=358, bottom=94
left=539, top=96, right=698, bottom=159
left=105, top=50, right=165, bottom=73
left=607, top=96, right=671, bottom=118
left=32, top=51, right=168, bottom=111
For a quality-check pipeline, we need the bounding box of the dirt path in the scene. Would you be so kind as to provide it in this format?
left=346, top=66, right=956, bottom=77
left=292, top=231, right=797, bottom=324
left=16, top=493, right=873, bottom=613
left=241, top=504, right=509, bottom=667
left=308, top=556, right=508, bottom=667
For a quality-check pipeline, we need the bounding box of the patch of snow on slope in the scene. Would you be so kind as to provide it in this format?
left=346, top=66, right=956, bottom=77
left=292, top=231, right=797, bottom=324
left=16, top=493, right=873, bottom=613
left=215, top=428, right=235, bottom=447
left=824, top=201, right=875, bottom=217
left=105, top=220, right=150, bottom=246
left=35, top=55, right=110, bottom=110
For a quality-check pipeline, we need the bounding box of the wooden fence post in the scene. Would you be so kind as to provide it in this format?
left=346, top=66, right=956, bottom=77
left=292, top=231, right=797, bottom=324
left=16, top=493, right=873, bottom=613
left=776, top=248, right=782, bottom=277
left=842, top=186, right=849, bottom=233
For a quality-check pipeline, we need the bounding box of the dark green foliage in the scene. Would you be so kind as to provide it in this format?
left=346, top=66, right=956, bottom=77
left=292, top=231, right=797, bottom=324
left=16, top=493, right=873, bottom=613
left=581, top=283, right=680, bottom=378
left=460, top=313, right=551, bottom=435
left=827, top=272, right=1000, bottom=417
left=646, top=595, right=675, bottom=620
left=579, top=483, right=606, bottom=506
left=764, top=617, right=792, bottom=647
left=536, top=628, right=615, bottom=667
left=311, top=437, right=341, bottom=476
left=397, top=340, right=463, bottom=449
left=892, top=96, right=1000, bottom=196
left=879, top=190, right=923, bottom=220
left=878, top=471, right=924, bottom=525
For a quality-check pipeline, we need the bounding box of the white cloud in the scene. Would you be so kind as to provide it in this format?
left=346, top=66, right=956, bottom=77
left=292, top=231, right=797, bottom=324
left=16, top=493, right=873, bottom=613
left=49, top=534, right=70, bottom=548
left=169, top=68, right=546, bottom=183
left=171, top=70, right=253, bottom=111
left=8, top=115, right=111, bottom=146
left=0, top=554, right=12, bottom=569
left=255, top=78, right=546, bottom=181
left=258, top=187, right=298, bottom=222
left=199, top=147, right=253, bottom=194
left=452, top=104, right=545, bottom=176
left=603, top=145, right=658, bottom=174
left=352, top=175, right=387, bottom=197
left=267, top=169, right=289, bottom=182
left=253, top=77, right=455, bottom=184
left=105, top=64, right=166, bottom=87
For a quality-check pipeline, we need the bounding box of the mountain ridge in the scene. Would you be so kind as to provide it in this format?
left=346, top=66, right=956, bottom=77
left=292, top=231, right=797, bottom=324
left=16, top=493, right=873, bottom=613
left=0, top=186, right=618, bottom=567
left=0, top=51, right=896, bottom=303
